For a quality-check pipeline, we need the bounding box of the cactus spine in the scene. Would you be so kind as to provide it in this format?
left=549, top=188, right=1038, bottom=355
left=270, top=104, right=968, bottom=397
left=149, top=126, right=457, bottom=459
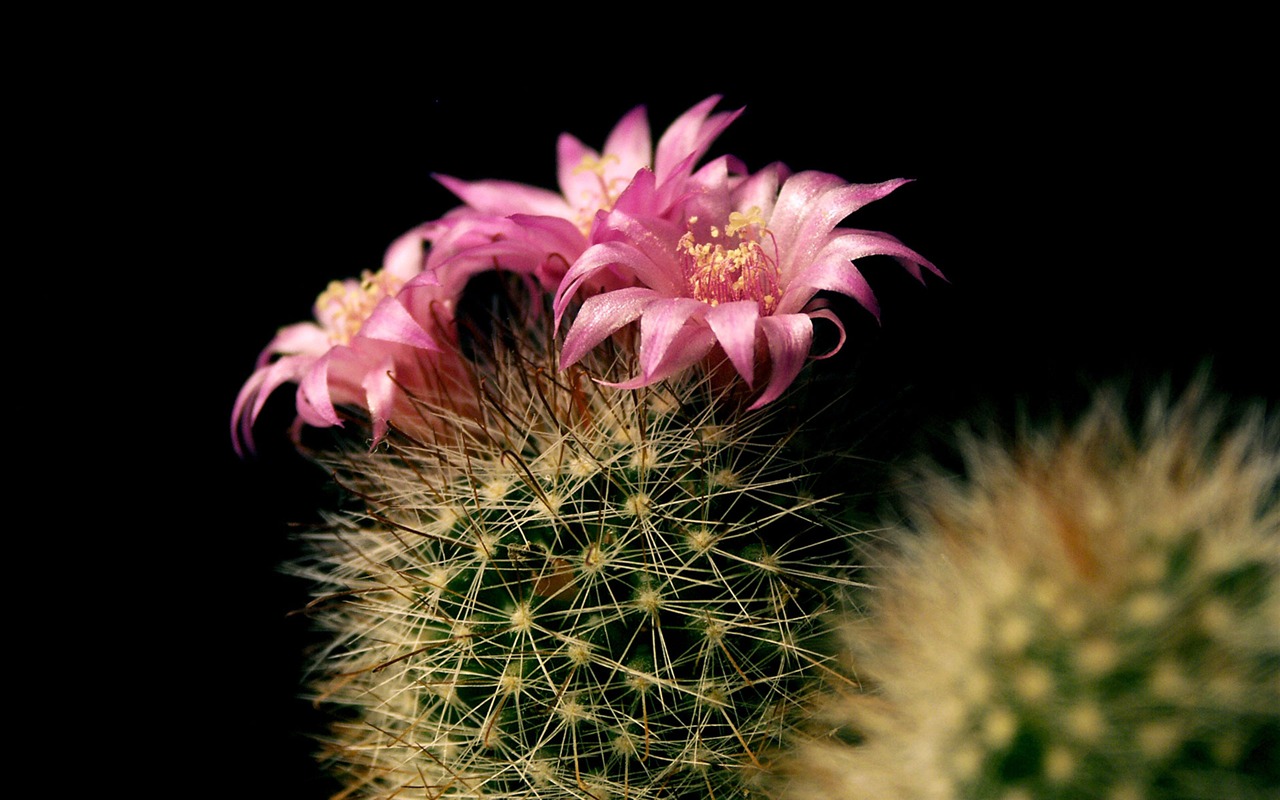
left=291, top=302, right=860, bottom=799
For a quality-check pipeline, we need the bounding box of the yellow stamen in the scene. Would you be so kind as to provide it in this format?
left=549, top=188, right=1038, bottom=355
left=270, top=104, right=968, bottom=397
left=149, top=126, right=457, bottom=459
left=571, top=152, right=628, bottom=235
left=313, top=267, right=406, bottom=346
left=572, top=152, right=620, bottom=177
left=678, top=211, right=781, bottom=314
left=725, top=206, right=765, bottom=237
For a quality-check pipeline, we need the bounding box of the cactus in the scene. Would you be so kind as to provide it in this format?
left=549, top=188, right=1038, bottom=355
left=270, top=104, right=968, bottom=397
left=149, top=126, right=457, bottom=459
left=773, top=384, right=1280, bottom=800
left=231, top=94, right=944, bottom=799
left=289, top=294, right=862, bottom=799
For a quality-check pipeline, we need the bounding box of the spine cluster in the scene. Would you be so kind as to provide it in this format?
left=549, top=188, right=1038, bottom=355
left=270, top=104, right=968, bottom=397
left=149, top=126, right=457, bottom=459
left=292, top=321, right=861, bottom=799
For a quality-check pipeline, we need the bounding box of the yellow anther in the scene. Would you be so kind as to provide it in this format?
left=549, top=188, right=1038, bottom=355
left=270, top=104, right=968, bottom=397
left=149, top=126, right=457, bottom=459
left=572, top=152, right=620, bottom=176
left=570, top=153, right=627, bottom=234
left=725, top=206, right=765, bottom=237
left=677, top=215, right=781, bottom=315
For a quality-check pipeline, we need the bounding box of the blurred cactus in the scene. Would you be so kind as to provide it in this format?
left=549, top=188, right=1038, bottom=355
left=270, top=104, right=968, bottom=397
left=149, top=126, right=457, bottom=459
left=291, top=305, right=862, bottom=799
left=773, top=384, right=1280, bottom=800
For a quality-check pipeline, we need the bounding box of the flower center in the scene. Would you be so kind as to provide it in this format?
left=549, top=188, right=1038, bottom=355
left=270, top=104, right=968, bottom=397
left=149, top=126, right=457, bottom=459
left=571, top=153, right=629, bottom=234
left=679, top=208, right=780, bottom=314
left=313, top=267, right=406, bottom=346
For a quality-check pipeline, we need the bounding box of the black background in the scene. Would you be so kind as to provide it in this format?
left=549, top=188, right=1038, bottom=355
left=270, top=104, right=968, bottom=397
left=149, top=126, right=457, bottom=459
left=171, top=44, right=1274, bottom=798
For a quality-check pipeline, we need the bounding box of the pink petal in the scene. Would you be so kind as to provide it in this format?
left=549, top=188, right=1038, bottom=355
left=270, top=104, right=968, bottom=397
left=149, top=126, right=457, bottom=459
left=839, top=228, right=946, bottom=283
left=601, top=326, right=717, bottom=390
left=559, top=286, right=659, bottom=369
left=556, top=133, right=597, bottom=202
left=704, top=301, right=760, bottom=387
left=434, top=229, right=579, bottom=290
left=730, top=162, right=789, bottom=222
left=653, top=95, right=744, bottom=184
left=231, top=353, right=317, bottom=455
left=557, top=105, right=652, bottom=206
left=806, top=306, right=847, bottom=359
left=258, top=322, right=330, bottom=367
left=607, top=167, right=662, bottom=221
left=423, top=211, right=510, bottom=268
left=420, top=212, right=588, bottom=301
left=359, top=296, right=439, bottom=351
left=509, top=213, right=590, bottom=288
left=679, top=157, right=734, bottom=222
left=361, top=356, right=397, bottom=447
left=382, top=224, right=433, bottom=280
left=433, top=174, right=572, bottom=218
left=638, top=298, right=708, bottom=380
left=423, top=213, right=541, bottom=293
left=399, top=273, right=460, bottom=330
left=776, top=175, right=914, bottom=284
left=554, top=241, right=679, bottom=328
left=602, top=104, right=652, bottom=173
left=779, top=255, right=879, bottom=319
left=297, top=350, right=344, bottom=428
left=779, top=231, right=939, bottom=316
left=590, top=206, right=683, bottom=282
left=507, top=214, right=588, bottom=258
left=759, top=171, right=846, bottom=259
left=751, top=314, right=814, bottom=409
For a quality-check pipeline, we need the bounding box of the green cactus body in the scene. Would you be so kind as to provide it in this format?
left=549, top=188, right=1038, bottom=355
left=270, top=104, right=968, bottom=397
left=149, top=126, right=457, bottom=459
left=776, top=386, right=1280, bottom=800
left=293, top=325, right=859, bottom=799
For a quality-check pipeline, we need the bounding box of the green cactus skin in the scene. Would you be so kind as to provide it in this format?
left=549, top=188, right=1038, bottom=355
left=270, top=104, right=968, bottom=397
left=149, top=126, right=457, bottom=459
left=289, top=315, right=863, bottom=799
left=774, top=385, right=1280, bottom=800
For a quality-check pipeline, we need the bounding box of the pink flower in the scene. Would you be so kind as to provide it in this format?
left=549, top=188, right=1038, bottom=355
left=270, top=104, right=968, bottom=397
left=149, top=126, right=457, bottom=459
left=429, top=96, right=745, bottom=290
left=231, top=226, right=456, bottom=455
left=553, top=165, right=940, bottom=408
left=232, top=99, right=745, bottom=455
